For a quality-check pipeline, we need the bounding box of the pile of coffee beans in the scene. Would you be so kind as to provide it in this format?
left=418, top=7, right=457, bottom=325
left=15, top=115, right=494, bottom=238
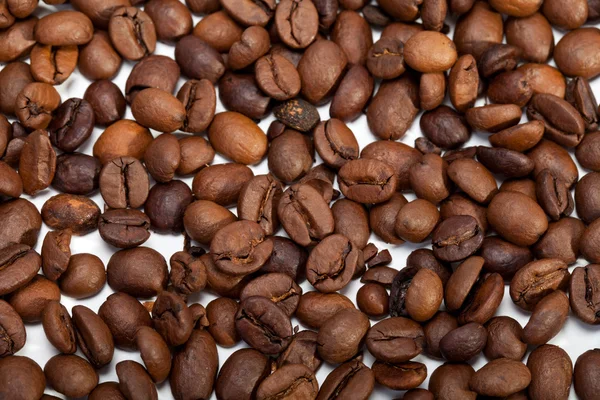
left=2, top=0, right=600, bottom=398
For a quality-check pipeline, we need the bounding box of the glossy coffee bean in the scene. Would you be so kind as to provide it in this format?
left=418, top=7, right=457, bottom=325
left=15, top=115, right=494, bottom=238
left=510, top=259, right=570, bottom=311
left=317, top=308, right=370, bottom=364
left=432, top=215, right=484, bottom=262
left=44, top=354, right=98, bottom=398
left=522, top=290, right=569, bottom=345
left=317, top=359, right=374, bottom=400
left=59, top=253, right=106, bottom=299
left=72, top=305, right=114, bottom=368
left=109, top=7, right=156, bottom=61
left=98, top=292, right=152, bottom=349
left=52, top=153, right=101, bottom=196
left=41, top=194, right=100, bottom=235
left=41, top=230, right=71, bottom=281
left=79, top=32, right=122, bottom=81
left=107, top=247, right=168, bottom=298
left=0, top=299, right=26, bottom=357
left=488, top=191, right=548, bottom=246
left=116, top=361, right=158, bottom=400
left=216, top=348, right=270, bottom=400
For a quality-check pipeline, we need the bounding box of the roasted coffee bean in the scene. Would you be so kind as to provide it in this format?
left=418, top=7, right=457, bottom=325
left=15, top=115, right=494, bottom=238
left=99, top=157, right=149, bottom=209
left=522, top=290, right=569, bottom=345
left=8, top=274, right=60, bottom=322
left=423, top=312, right=458, bottom=359
left=488, top=70, right=532, bottom=107
left=432, top=215, right=484, bottom=262
left=481, top=236, right=533, bottom=280
left=52, top=153, right=101, bottom=196
left=238, top=175, right=283, bottom=236
left=576, top=172, right=600, bottom=224
left=331, top=199, right=369, bottom=249
left=370, top=193, right=409, bottom=244
left=458, top=272, right=504, bottom=325
left=135, top=326, right=171, bottom=383
left=510, top=259, right=570, bottom=311
left=175, top=35, right=225, bottom=83
left=41, top=194, right=100, bottom=235
left=505, top=13, right=553, bottom=64
left=357, top=283, right=389, bottom=318
left=529, top=139, right=579, bottom=188
left=183, top=200, right=237, bottom=245
left=389, top=266, right=443, bottom=321
left=406, top=248, right=452, bottom=285
left=314, top=119, right=359, bottom=170
left=209, top=111, right=268, bottom=165
left=19, top=130, right=57, bottom=195
left=219, top=72, right=271, bottom=120
left=448, top=54, right=479, bottom=113
left=298, top=40, right=347, bottom=104
left=275, top=0, right=318, bottom=50
left=453, top=2, right=503, bottom=59
left=93, top=120, right=154, bottom=165
left=305, top=234, right=358, bottom=293
left=203, top=252, right=252, bottom=298
left=317, top=359, right=374, bottom=400
left=338, top=158, right=398, bottom=204
left=317, top=308, right=369, bottom=363
left=143, top=133, right=180, bottom=183
left=476, top=146, right=534, bottom=178
left=116, top=360, right=158, bottom=400
left=34, top=10, right=93, bottom=46
left=394, top=199, right=439, bottom=243
left=193, top=11, right=242, bottom=53
left=575, top=349, right=600, bottom=400
left=478, top=43, right=521, bottom=78
left=83, top=80, right=126, bottom=126
left=171, top=329, right=218, bottom=399
left=470, top=358, right=531, bottom=397
left=527, top=344, right=572, bottom=400
left=484, top=316, right=527, bottom=361
left=131, top=88, right=185, bottom=133
left=409, top=154, right=451, bottom=205
left=236, top=296, right=292, bottom=355
left=107, top=247, right=168, bottom=298
left=192, top=163, right=253, bottom=207
left=555, top=28, right=600, bottom=79
left=109, top=7, right=156, bottom=61
left=570, top=264, right=600, bottom=324
left=48, top=98, right=94, bottom=153
left=330, top=65, right=373, bottom=122
left=228, top=26, right=270, bottom=70
left=255, top=53, right=301, bottom=101
left=98, top=292, right=152, bottom=349
left=72, top=305, right=114, bottom=368
left=366, top=37, right=405, bottom=80
left=429, top=362, right=477, bottom=399
left=489, top=121, right=545, bottom=152
left=169, top=251, right=207, bottom=295
left=220, top=0, right=275, bottom=26
left=0, top=18, right=37, bottom=63
left=0, top=62, right=33, bottom=116
left=152, top=291, right=193, bottom=347
left=125, top=55, right=180, bottom=104
left=216, top=348, right=270, bottom=400
left=277, top=183, right=334, bottom=246
left=536, top=169, right=573, bottom=221
left=361, top=140, right=422, bottom=192
left=367, top=75, right=419, bottom=140
left=59, top=253, right=106, bottom=299
left=372, top=361, right=427, bottom=391
left=534, top=217, right=584, bottom=264
left=0, top=356, right=45, bottom=399
left=145, top=180, right=193, bottom=233
left=79, top=31, right=122, bottom=81
left=177, top=79, right=216, bottom=134
left=274, top=98, right=320, bottom=132
left=576, top=131, right=600, bottom=171
left=240, top=273, right=302, bottom=317
left=580, top=218, right=600, bottom=263
left=519, top=63, right=567, bottom=99
left=527, top=93, right=586, bottom=147
left=99, top=209, right=150, bottom=249
left=444, top=256, right=483, bottom=312
left=257, top=363, right=318, bottom=400
left=206, top=297, right=240, bottom=347
left=420, top=106, right=471, bottom=150
left=30, top=44, right=78, bottom=85
left=404, top=31, right=457, bottom=73
left=500, top=178, right=538, bottom=201
left=89, top=382, right=126, bottom=400
left=366, top=317, right=424, bottom=363
left=362, top=4, right=390, bottom=25
left=442, top=147, right=477, bottom=164
left=41, top=230, right=71, bottom=281
left=566, top=77, right=599, bottom=132
left=145, top=0, right=192, bottom=41
left=543, top=0, right=588, bottom=29
left=488, top=191, right=549, bottom=246
left=466, top=104, right=522, bottom=133
left=439, top=322, right=487, bottom=362
left=44, top=354, right=98, bottom=398
left=0, top=299, right=26, bottom=357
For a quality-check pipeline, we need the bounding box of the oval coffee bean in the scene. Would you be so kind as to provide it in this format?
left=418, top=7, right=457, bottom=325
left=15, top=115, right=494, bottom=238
left=256, top=364, right=318, bottom=400
left=99, top=157, right=149, bottom=209
left=216, top=348, right=270, bottom=400
left=317, top=308, right=370, bottom=364
left=59, top=254, right=106, bottom=299
left=306, top=234, right=358, bottom=293
left=98, top=292, right=152, bottom=349
left=527, top=344, right=572, bottom=400
left=432, top=215, right=484, bottom=262
left=44, top=354, right=98, bottom=398
left=469, top=358, right=531, bottom=397
left=317, top=359, right=374, bottom=400
left=510, top=259, right=570, bottom=311
left=72, top=305, right=114, bottom=368
left=0, top=299, right=26, bottom=357
left=107, top=247, right=168, bottom=298
left=440, top=322, right=487, bottom=362
left=366, top=317, right=425, bottom=363
left=522, top=290, right=569, bottom=345
left=484, top=316, right=527, bottom=361
left=41, top=194, right=100, bottom=235
left=41, top=301, right=76, bottom=354
left=109, top=7, right=156, bottom=61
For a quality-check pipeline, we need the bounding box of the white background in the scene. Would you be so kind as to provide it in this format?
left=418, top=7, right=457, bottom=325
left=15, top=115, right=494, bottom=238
left=4, top=1, right=599, bottom=399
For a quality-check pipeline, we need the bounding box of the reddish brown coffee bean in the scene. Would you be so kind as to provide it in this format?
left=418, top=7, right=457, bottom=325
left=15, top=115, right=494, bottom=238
left=44, top=355, right=98, bottom=398
left=9, top=275, right=60, bottom=322
left=208, top=112, right=268, bottom=165
left=469, top=358, right=531, bottom=397
left=370, top=193, right=408, bottom=244
left=59, top=253, right=106, bottom=299
left=338, top=158, right=398, bottom=204
left=447, top=158, right=498, bottom=204
left=510, top=259, right=570, bottom=311
left=505, top=13, right=553, bottom=64
left=420, top=106, right=472, bottom=150
left=297, top=40, right=347, bottom=104
left=0, top=299, right=26, bottom=357
left=296, top=291, right=355, bottom=329
left=484, top=316, right=527, bottom=361
left=522, top=290, right=569, bottom=345
left=453, top=2, right=503, bottom=60
left=93, top=120, right=154, bottom=165
left=41, top=194, right=100, bottom=235
left=466, top=104, right=523, bottom=133
left=0, top=18, right=37, bottom=63
left=35, top=11, right=94, bottom=46
left=109, top=7, right=156, bottom=61
left=30, top=44, right=78, bottom=85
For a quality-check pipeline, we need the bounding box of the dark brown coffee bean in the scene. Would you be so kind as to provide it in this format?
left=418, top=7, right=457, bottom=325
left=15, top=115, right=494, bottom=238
left=480, top=236, right=533, bottom=280
left=48, top=98, right=94, bottom=153
left=543, top=0, right=587, bottom=29
left=41, top=194, right=100, bottom=235
left=420, top=72, right=446, bottom=111
left=429, top=362, right=476, bottom=399
left=361, top=140, right=422, bottom=192
left=448, top=54, right=479, bottom=113
left=97, top=292, right=152, bottom=349
left=274, top=98, right=320, bottom=132
left=219, top=72, right=271, bottom=120
left=238, top=175, right=283, bottom=236
left=0, top=62, right=33, bottom=116
left=529, top=139, right=579, bottom=188
left=44, top=354, right=98, bottom=398
left=192, top=163, right=253, bottom=207
left=331, top=199, right=369, bottom=249
left=527, top=93, right=586, bottom=147
left=570, top=264, right=600, bottom=324
left=394, top=199, right=440, bottom=243
left=407, top=248, right=452, bottom=285
left=330, top=65, right=373, bottom=122
left=366, top=37, right=405, bottom=80
left=489, top=121, right=545, bottom=153
left=458, top=272, right=504, bottom=325
left=362, top=4, right=390, bottom=26
left=338, top=158, right=398, bottom=204
left=205, top=297, right=240, bottom=347
left=440, top=322, right=487, bottom=362
left=357, top=283, right=389, bottom=318
left=79, top=31, right=122, bottom=81
left=466, top=104, right=523, bottom=133
left=534, top=217, right=584, bottom=265
left=423, top=312, right=458, bottom=359
left=171, top=329, right=218, bottom=399
left=52, top=153, right=101, bottom=196
left=555, top=28, right=600, bottom=79
left=432, top=215, right=484, bottom=262
left=236, top=296, right=292, bottom=355
left=143, top=134, right=180, bottom=184
left=145, top=0, right=192, bottom=41
left=523, top=290, right=569, bottom=345
left=257, top=363, right=318, bottom=400
left=220, top=0, right=275, bottom=26
left=125, top=55, right=180, bottom=104
left=203, top=253, right=252, bottom=298
left=34, top=10, right=92, bottom=46
left=108, top=7, right=156, bottom=61
left=116, top=360, right=158, bottom=400
left=71, top=305, right=113, bottom=368
left=367, top=75, right=419, bottom=140
left=135, top=326, right=171, bottom=383
left=478, top=43, right=521, bottom=78
left=566, top=77, right=599, bottom=132
left=488, top=70, right=533, bottom=107
left=453, top=1, right=503, bottom=59
left=169, top=251, right=207, bottom=296
left=19, top=130, right=57, bottom=195
left=510, top=259, right=570, bottom=311
left=131, top=88, right=185, bottom=133
left=296, top=291, right=355, bottom=329
left=366, top=317, right=424, bottom=363
left=576, top=172, right=600, bottom=224
left=298, top=40, right=348, bottom=104
left=8, top=275, right=59, bottom=322
left=420, top=106, right=471, bottom=150
left=0, top=199, right=39, bottom=250
left=193, top=11, right=242, bottom=53
left=575, top=349, right=600, bottom=400
left=317, top=359, right=374, bottom=400
left=274, top=0, right=319, bottom=50
left=183, top=200, right=237, bottom=245
left=59, top=253, right=106, bottom=299
left=527, top=345, right=572, bottom=400
left=519, top=62, right=567, bottom=98
left=241, top=273, right=302, bottom=317
left=314, top=119, right=359, bottom=170
left=370, top=193, right=408, bottom=244
left=443, top=256, right=483, bottom=313
left=278, top=183, right=334, bottom=246
left=505, top=13, right=553, bottom=64
left=254, top=53, right=301, bottom=101
left=0, top=356, right=45, bottom=399
left=317, top=308, right=369, bottom=363
left=476, top=146, right=535, bottom=178
left=576, top=131, right=600, bottom=171
left=99, top=157, right=149, bottom=209
left=306, top=234, right=358, bottom=293
left=98, top=209, right=150, bottom=249
left=151, top=291, right=193, bottom=347
left=484, top=316, right=527, bottom=361
left=0, top=299, right=26, bottom=357
left=536, top=169, right=574, bottom=221
left=177, top=136, right=214, bottom=175
left=41, top=230, right=71, bottom=281
left=228, top=26, right=270, bottom=70
left=409, top=154, right=451, bottom=205
left=260, top=236, right=307, bottom=280
left=376, top=0, right=421, bottom=20
left=373, top=361, right=427, bottom=391
left=89, top=382, right=126, bottom=400
left=83, top=80, right=126, bottom=126
left=30, top=44, right=78, bottom=85
left=470, top=358, right=531, bottom=397
left=216, top=348, right=270, bottom=400
left=500, top=178, right=538, bottom=201
left=107, top=247, right=168, bottom=298
left=175, top=35, right=225, bottom=83
left=488, top=191, right=549, bottom=246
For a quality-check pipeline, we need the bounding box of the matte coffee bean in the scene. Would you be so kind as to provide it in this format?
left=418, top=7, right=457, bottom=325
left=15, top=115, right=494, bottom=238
left=366, top=317, right=425, bottom=363
left=357, top=283, right=389, bottom=318
left=420, top=72, right=446, bottom=111
left=0, top=62, right=33, bottom=116
left=257, top=364, right=318, bottom=400
left=100, top=157, right=149, bottom=209
left=135, top=326, right=171, bottom=383
left=109, top=7, right=156, bottom=61
left=19, top=130, right=57, bottom=195
left=107, top=247, right=168, bottom=298
left=489, top=121, right=545, bottom=152
left=534, top=217, right=584, bottom=264
left=510, top=259, right=570, bottom=311
left=421, top=106, right=471, bottom=150
left=59, top=253, right=106, bottom=299
left=175, top=35, right=225, bottom=83
left=240, top=273, right=302, bottom=317
left=41, top=230, right=71, bottom=281
left=576, top=131, right=600, bottom=171
left=536, top=169, right=573, bottom=221
left=41, top=194, right=100, bottom=235
left=361, top=140, right=422, bottom=191
left=366, top=37, right=405, bottom=80
left=236, top=296, right=292, bottom=355
left=0, top=299, right=26, bottom=357
left=169, top=251, right=207, bottom=296
left=216, top=348, right=270, bottom=400
left=566, top=77, right=599, bottom=132
left=580, top=219, right=600, bottom=263
left=30, top=44, right=78, bottom=85
left=481, top=236, right=533, bottom=280
left=527, top=93, right=586, bottom=147
left=409, top=154, right=451, bottom=204
left=404, top=31, right=457, bottom=73
left=394, top=199, right=439, bottom=243
left=424, top=312, right=458, bottom=359
left=0, top=18, right=37, bottom=63
left=52, top=153, right=101, bottom=196
left=314, top=119, right=359, bottom=170
left=298, top=40, right=347, bottom=105
left=9, top=275, right=60, bottom=322
left=193, top=11, right=242, bottom=53
left=331, top=199, right=369, bottom=249
left=575, top=349, right=600, bottom=400
left=205, top=297, right=240, bottom=347
left=255, top=53, right=301, bottom=101
left=370, top=193, right=409, bottom=244
left=116, top=360, right=158, bottom=400
left=458, top=272, right=504, bottom=325
left=203, top=253, right=251, bottom=298
left=305, top=234, right=358, bottom=293
left=183, top=200, right=237, bottom=245
left=145, top=0, right=192, bottom=41
left=453, top=2, right=503, bottom=60
left=193, top=163, right=253, bottom=207
left=99, top=209, right=150, bottom=249
left=488, top=70, right=533, bottom=107
left=0, top=160, right=22, bottom=199
left=0, top=247, right=39, bottom=296
left=429, top=362, right=477, bottom=400
left=125, top=55, right=180, bottom=104
left=338, top=158, right=398, bottom=204
left=98, top=292, right=152, bottom=349
left=478, top=43, right=521, bottom=78
left=79, top=31, right=122, bottom=81
left=330, top=65, right=373, bottom=122
left=238, top=175, right=283, bottom=236
left=362, top=4, right=390, bottom=26
left=440, top=322, right=487, bottom=362
left=469, top=358, right=531, bottom=397
left=317, top=359, right=374, bottom=400
left=228, top=26, right=270, bottom=70
left=275, top=0, right=318, bottom=50
left=93, top=120, right=154, bottom=165
left=527, top=344, right=572, bottom=400
left=296, top=291, right=354, bottom=329
left=0, top=199, right=40, bottom=250
left=209, top=112, right=268, bottom=165
left=72, top=305, right=114, bottom=368
left=570, top=264, right=600, bottom=324
left=432, top=215, right=484, bottom=262
left=131, top=88, right=185, bottom=133
left=466, top=104, right=523, bottom=133
left=555, top=28, right=600, bottom=79
left=484, top=316, right=527, bottom=361
left=171, top=329, right=218, bottom=400
left=448, top=54, right=479, bottom=113
left=317, top=308, right=369, bottom=363
left=152, top=291, right=193, bottom=347
left=260, top=236, right=307, bottom=280
left=219, top=72, right=270, bottom=120
left=529, top=139, right=579, bottom=188
left=372, top=361, right=427, bottom=391
left=274, top=98, right=321, bottom=132
left=48, top=98, right=95, bottom=153
left=522, top=290, right=569, bottom=345
left=89, top=382, right=126, bottom=400
left=406, top=248, right=452, bottom=285
left=44, top=355, right=98, bottom=398
left=83, top=80, right=126, bottom=126
left=576, top=172, right=600, bottom=224
left=488, top=0, right=541, bottom=16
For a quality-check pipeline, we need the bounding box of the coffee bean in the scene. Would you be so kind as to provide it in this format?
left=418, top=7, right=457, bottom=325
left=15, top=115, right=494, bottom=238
left=522, top=290, right=569, bottom=345
left=440, top=322, right=487, bottom=362
left=41, top=194, right=100, bottom=235
left=423, top=312, right=458, bottom=359
left=0, top=18, right=37, bottom=63
left=145, top=0, right=192, bottom=41
left=420, top=72, right=446, bottom=111
left=357, top=283, right=389, bottom=318
left=306, top=234, right=359, bottom=293
left=570, top=264, right=600, bottom=324
left=432, top=215, right=484, bottom=262
left=171, top=329, right=218, bottom=399
left=274, top=98, right=320, bottom=132
left=193, top=163, right=253, bottom=207
left=260, top=236, right=307, bottom=280
left=0, top=299, right=26, bottom=357
left=176, top=35, right=225, bottom=83
left=338, top=158, right=398, bottom=204
left=407, top=248, right=452, bottom=285
left=237, top=175, right=283, bottom=236
left=175, top=81, right=215, bottom=135
left=298, top=40, right=347, bottom=104
left=107, top=247, right=168, bottom=298
left=93, top=120, right=154, bottom=165
left=41, top=230, right=71, bottom=281
left=255, top=53, right=301, bottom=101
left=331, top=199, right=369, bottom=249
left=256, top=364, right=318, bottom=400
left=203, top=253, right=251, bottom=298
left=59, top=253, right=106, bottom=299
left=0, top=62, right=33, bottom=116
left=219, top=72, right=271, bottom=120
left=47, top=98, right=94, bottom=153
left=51, top=153, right=100, bottom=196
left=206, top=297, right=240, bottom=347
left=209, top=112, right=268, bottom=165
left=99, top=157, right=149, bottom=209
left=527, top=344, right=572, bottom=400
left=236, top=296, right=292, bottom=354
left=71, top=305, right=114, bottom=368
left=30, top=44, right=78, bottom=85
left=555, top=28, right=600, bottom=79
left=477, top=43, right=520, bottom=79
left=193, top=11, right=242, bottom=52
left=488, top=121, right=545, bottom=152
left=98, top=292, right=151, bottom=350
left=447, top=54, right=478, bottom=113
left=169, top=251, right=207, bottom=296
left=109, top=7, right=156, bottom=61
left=369, top=193, right=408, bottom=244
left=45, top=354, right=98, bottom=398
left=131, top=88, right=185, bottom=133
left=566, top=77, right=599, bottom=132
left=466, top=104, right=523, bottom=133
left=240, top=273, right=302, bottom=317
left=9, top=275, right=60, bottom=322
left=576, top=132, right=600, bottom=171
left=470, top=358, right=531, bottom=397
left=98, top=209, right=150, bottom=249
left=444, top=256, right=484, bottom=312
left=362, top=140, right=422, bottom=192
left=330, top=65, right=373, bottom=122
left=484, top=316, right=527, bottom=361
left=527, top=93, right=586, bottom=147
left=366, top=317, right=424, bottom=363
left=362, top=5, right=390, bottom=26
left=0, top=356, right=45, bottom=399
left=458, top=272, right=504, bottom=325
left=134, top=326, right=171, bottom=384
left=79, top=30, right=123, bottom=80
left=216, top=348, right=270, bottom=400
left=405, top=31, right=457, bottom=73
left=183, top=200, right=237, bottom=245
left=125, top=55, right=180, bottom=104
left=421, top=106, right=471, bottom=150
left=534, top=217, right=585, bottom=265
left=480, top=236, right=533, bottom=279
left=89, top=382, right=126, bottom=400
left=575, top=349, right=600, bottom=400
left=509, top=259, right=570, bottom=311
left=500, top=178, right=538, bottom=201
left=394, top=199, right=440, bottom=243
left=429, top=362, right=477, bottom=399
left=488, top=70, right=533, bottom=107
left=528, top=139, right=579, bottom=188
left=116, top=360, right=158, bottom=400
left=372, top=361, right=427, bottom=391
left=454, top=2, right=503, bottom=60
left=317, top=308, right=369, bottom=363
left=152, top=291, right=193, bottom=347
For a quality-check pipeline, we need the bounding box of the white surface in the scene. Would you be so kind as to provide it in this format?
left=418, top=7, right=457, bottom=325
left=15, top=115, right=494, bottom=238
left=4, top=2, right=598, bottom=399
